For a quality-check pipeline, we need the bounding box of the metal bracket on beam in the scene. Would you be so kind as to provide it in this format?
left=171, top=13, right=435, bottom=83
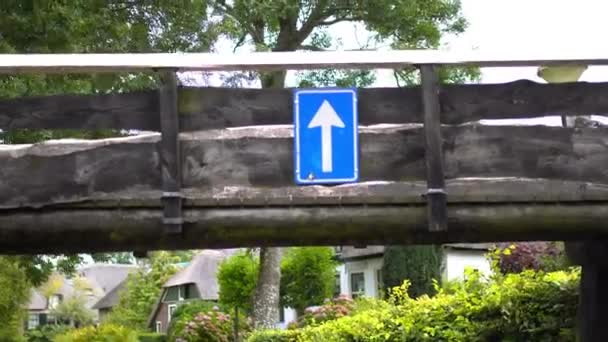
left=159, top=70, right=183, bottom=234
left=420, top=65, right=448, bottom=232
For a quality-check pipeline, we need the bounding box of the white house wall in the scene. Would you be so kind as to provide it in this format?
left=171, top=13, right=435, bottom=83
left=443, top=249, right=492, bottom=281
left=340, top=257, right=384, bottom=298
left=338, top=249, right=492, bottom=299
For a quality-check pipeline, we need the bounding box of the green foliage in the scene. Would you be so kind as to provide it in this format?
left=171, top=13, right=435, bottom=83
left=246, top=329, right=300, bottom=342
left=0, top=256, right=32, bottom=341
left=50, top=292, right=95, bottom=327
left=218, top=251, right=259, bottom=314
left=104, top=251, right=180, bottom=330
left=167, top=300, right=218, bottom=340
left=248, top=267, right=580, bottom=342
left=490, top=242, right=570, bottom=274
left=381, top=245, right=443, bottom=299
left=25, top=324, right=71, bottom=342
left=137, top=333, right=168, bottom=342
left=168, top=307, right=250, bottom=342
left=280, top=247, right=338, bottom=314
left=53, top=324, right=140, bottom=342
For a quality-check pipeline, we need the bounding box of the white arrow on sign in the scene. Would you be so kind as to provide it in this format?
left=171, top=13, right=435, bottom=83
left=307, top=100, right=345, bottom=173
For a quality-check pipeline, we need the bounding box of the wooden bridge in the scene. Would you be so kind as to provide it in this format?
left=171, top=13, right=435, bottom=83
left=2, top=51, right=608, bottom=254
left=3, top=50, right=608, bottom=340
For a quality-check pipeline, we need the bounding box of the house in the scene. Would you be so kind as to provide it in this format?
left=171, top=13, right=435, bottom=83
left=25, top=263, right=137, bottom=329
left=147, top=249, right=237, bottom=333
left=91, top=278, right=129, bottom=321
left=26, top=275, right=74, bottom=330
left=78, top=263, right=138, bottom=320
left=335, top=244, right=493, bottom=299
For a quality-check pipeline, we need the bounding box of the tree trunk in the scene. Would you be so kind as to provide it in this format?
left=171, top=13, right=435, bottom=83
left=252, top=247, right=283, bottom=329
left=251, top=67, right=287, bottom=329
left=233, top=306, right=239, bottom=342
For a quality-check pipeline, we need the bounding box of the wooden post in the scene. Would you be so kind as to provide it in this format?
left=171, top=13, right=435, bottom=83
left=420, top=65, right=447, bottom=232
left=567, top=241, right=608, bottom=342
left=159, top=70, right=183, bottom=234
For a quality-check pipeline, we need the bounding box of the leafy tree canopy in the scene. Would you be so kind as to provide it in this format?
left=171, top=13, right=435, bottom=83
left=218, top=251, right=260, bottom=314
left=280, top=247, right=338, bottom=315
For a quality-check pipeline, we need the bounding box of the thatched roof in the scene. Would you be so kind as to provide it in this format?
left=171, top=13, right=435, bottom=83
left=163, top=249, right=236, bottom=300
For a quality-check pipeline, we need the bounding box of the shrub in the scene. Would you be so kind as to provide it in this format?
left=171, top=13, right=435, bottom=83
left=288, top=295, right=355, bottom=329
left=246, top=330, right=300, bottom=342
left=247, top=267, right=580, bottom=342
left=138, top=333, right=167, bottom=342
left=53, top=324, right=139, bottom=342
left=168, top=306, right=251, bottom=342
left=493, top=242, right=569, bottom=274
left=167, top=300, right=218, bottom=337
left=25, top=324, right=71, bottom=342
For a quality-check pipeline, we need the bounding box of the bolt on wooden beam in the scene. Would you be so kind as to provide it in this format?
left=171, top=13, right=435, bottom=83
left=159, top=70, right=183, bottom=234
left=420, top=65, right=448, bottom=232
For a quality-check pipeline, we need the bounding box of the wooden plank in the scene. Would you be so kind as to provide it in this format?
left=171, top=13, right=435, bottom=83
left=2, top=203, right=608, bottom=254
left=3, top=125, right=608, bottom=209
left=4, top=178, right=608, bottom=210
left=421, top=65, right=447, bottom=231
left=159, top=71, right=183, bottom=233
left=3, top=81, right=608, bottom=131
left=0, top=50, right=607, bottom=74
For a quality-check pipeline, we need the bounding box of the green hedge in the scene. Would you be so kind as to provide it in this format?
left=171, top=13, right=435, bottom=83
left=248, top=268, right=580, bottom=342
left=138, top=333, right=167, bottom=342
left=53, top=324, right=139, bottom=342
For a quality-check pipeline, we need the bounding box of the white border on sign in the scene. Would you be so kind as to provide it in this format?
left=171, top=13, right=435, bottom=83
left=294, top=88, right=359, bottom=185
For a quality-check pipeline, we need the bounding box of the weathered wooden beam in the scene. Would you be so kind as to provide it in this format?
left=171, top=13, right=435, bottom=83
left=2, top=203, right=608, bottom=254
left=4, top=178, right=608, bottom=210
left=2, top=80, right=608, bottom=130
left=159, top=71, right=183, bottom=234
left=1, top=50, right=607, bottom=74
left=3, top=125, right=608, bottom=209
left=421, top=65, right=448, bottom=231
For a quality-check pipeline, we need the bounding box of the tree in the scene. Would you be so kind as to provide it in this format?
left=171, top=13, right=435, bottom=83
left=50, top=275, right=99, bottom=327
left=381, top=245, right=443, bottom=298
left=0, top=256, right=31, bottom=341
left=218, top=251, right=259, bottom=341
left=104, top=251, right=180, bottom=329
left=280, top=247, right=337, bottom=316
left=218, top=251, right=260, bottom=314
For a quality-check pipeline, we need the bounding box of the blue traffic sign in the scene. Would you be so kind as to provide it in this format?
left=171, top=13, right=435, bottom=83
left=293, top=88, right=358, bottom=185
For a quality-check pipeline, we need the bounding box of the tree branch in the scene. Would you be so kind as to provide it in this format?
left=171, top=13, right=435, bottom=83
left=296, top=0, right=331, bottom=45
left=319, top=16, right=363, bottom=26
left=297, top=44, right=329, bottom=51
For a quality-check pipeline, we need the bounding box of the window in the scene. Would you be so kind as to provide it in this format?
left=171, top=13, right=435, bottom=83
left=376, top=269, right=384, bottom=298
left=333, top=273, right=341, bottom=297
left=168, top=304, right=177, bottom=322
left=155, top=321, right=162, bottom=333
left=164, top=284, right=199, bottom=302
left=27, top=314, right=39, bottom=330
left=164, top=287, right=179, bottom=302
left=184, top=284, right=199, bottom=300
left=350, top=272, right=365, bottom=299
